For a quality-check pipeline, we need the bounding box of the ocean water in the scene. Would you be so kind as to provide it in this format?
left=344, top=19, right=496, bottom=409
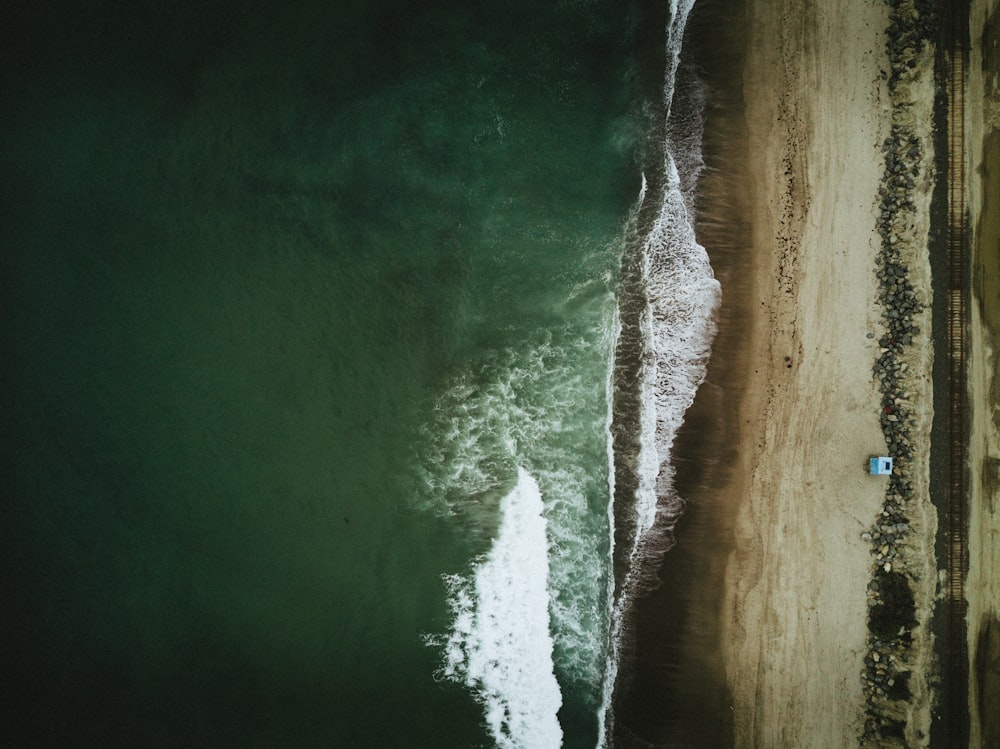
left=0, top=1, right=716, bottom=747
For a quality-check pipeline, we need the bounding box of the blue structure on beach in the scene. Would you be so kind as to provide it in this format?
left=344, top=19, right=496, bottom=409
left=869, top=456, right=893, bottom=475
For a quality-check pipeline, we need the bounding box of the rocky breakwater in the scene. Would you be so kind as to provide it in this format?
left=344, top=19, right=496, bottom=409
left=861, top=1, right=939, bottom=746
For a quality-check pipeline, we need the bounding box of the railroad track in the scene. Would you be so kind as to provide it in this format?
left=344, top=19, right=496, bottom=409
left=944, top=0, right=970, bottom=745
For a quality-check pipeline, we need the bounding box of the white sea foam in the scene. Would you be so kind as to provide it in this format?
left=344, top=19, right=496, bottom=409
left=638, top=0, right=718, bottom=548
left=613, top=0, right=718, bottom=613
left=641, top=154, right=719, bottom=537
left=598, top=0, right=719, bottom=745
left=440, top=468, right=564, bottom=749
left=419, top=323, right=617, bottom=701
left=595, top=306, right=621, bottom=748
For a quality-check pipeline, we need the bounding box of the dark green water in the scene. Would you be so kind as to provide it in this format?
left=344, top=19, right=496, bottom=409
left=1, top=1, right=654, bottom=746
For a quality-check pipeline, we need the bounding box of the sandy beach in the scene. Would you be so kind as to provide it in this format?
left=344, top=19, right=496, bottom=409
left=608, top=1, right=1000, bottom=746
left=609, top=1, right=977, bottom=746
left=717, top=0, right=942, bottom=746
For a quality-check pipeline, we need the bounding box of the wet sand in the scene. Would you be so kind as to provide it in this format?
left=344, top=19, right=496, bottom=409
left=607, top=0, right=749, bottom=746
left=614, top=1, right=1000, bottom=746
left=619, top=0, right=935, bottom=746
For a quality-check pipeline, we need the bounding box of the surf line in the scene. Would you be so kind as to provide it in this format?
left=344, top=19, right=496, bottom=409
left=598, top=0, right=720, bottom=744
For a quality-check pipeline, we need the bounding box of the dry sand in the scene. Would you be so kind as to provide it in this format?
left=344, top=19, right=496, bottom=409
left=719, top=0, right=940, bottom=745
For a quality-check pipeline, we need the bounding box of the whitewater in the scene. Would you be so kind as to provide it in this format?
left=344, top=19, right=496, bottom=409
left=420, top=1, right=718, bottom=746
left=439, top=468, right=563, bottom=748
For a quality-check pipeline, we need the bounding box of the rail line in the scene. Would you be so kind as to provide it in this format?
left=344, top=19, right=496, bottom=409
left=944, top=0, right=970, bottom=745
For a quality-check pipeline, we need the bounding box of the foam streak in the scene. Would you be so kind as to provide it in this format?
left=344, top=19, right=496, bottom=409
left=599, top=0, right=719, bottom=744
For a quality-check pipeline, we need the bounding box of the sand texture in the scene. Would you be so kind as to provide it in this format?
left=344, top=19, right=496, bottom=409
left=720, top=1, right=941, bottom=746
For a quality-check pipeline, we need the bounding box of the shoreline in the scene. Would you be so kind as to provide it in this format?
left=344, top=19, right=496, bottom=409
left=615, top=0, right=906, bottom=744
left=607, top=0, right=749, bottom=744
left=615, top=1, right=1000, bottom=747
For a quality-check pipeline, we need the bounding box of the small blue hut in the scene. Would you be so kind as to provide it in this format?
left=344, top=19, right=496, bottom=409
left=869, top=456, right=893, bottom=475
